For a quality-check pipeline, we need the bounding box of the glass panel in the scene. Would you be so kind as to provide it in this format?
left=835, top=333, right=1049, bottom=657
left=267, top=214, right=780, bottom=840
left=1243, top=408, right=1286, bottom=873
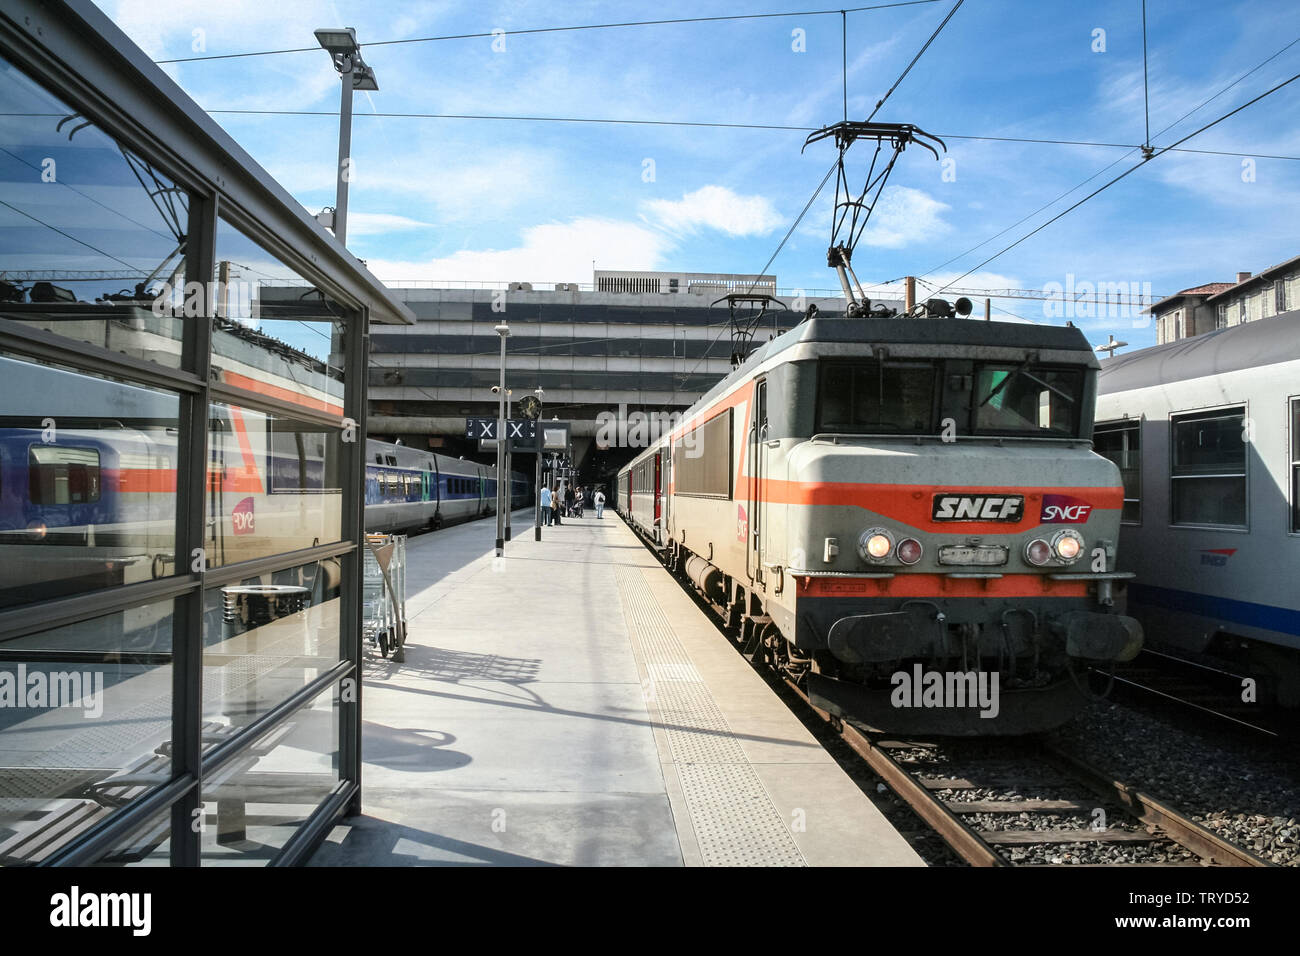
left=817, top=361, right=936, bottom=433
left=0, top=599, right=174, bottom=865
left=0, top=353, right=179, bottom=608
left=211, top=219, right=347, bottom=413
left=92, top=806, right=171, bottom=866
left=1172, top=476, right=1245, bottom=527
left=1172, top=410, right=1245, bottom=474
left=0, top=55, right=187, bottom=366
left=200, top=679, right=340, bottom=865
left=202, top=557, right=341, bottom=735
left=973, top=364, right=1083, bottom=437
left=206, top=403, right=343, bottom=568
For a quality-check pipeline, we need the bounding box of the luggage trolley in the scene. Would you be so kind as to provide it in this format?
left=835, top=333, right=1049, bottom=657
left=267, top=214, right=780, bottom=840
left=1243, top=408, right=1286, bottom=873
left=363, top=533, right=408, bottom=661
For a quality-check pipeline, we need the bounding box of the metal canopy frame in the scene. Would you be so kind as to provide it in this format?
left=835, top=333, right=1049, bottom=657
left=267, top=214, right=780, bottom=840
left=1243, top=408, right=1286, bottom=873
left=0, top=0, right=393, bottom=865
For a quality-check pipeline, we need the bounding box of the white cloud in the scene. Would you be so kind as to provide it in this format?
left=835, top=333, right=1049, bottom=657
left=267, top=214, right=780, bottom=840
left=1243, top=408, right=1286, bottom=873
left=641, top=185, right=783, bottom=238
left=345, top=212, right=436, bottom=235
left=362, top=217, right=671, bottom=285
left=855, top=186, right=952, bottom=248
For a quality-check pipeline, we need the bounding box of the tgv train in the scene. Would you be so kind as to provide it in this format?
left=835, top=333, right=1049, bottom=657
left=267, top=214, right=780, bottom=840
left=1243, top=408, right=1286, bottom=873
left=619, top=316, right=1143, bottom=734
left=364, top=438, right=530, bottom=534
left=0, top=353, right=527, bottom=606
left=1096, top=310, right=1300, bottom=708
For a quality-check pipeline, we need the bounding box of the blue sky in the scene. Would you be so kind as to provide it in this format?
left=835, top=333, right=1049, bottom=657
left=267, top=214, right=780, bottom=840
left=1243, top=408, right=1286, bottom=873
left=96, top=0, right=1300, bottom=347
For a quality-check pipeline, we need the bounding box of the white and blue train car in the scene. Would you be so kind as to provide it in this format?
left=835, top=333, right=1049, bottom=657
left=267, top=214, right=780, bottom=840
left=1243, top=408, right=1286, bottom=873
left=363, top=439, right=530, bottom=534
left=1095, top=310, right=1300, bottom=707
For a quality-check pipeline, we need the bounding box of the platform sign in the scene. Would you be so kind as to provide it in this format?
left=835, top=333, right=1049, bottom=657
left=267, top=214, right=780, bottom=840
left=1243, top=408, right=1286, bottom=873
left=465, top=418, right=536, bottom=442
left=541, top=422, right=570, bottom=451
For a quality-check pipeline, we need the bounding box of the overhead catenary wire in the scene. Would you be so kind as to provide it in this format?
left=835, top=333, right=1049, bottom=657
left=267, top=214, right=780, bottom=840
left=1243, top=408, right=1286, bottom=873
left=931, top=68, right=1300, bottom=297
left=155, top=1, right=942, bottom=64
left=866, top=0, right=964, bottom=121
left=919, top=34, right=1300, bottom=282
left=188, top=108, right=1300, bottom=161
left=672, top=158, right=839, bottom=388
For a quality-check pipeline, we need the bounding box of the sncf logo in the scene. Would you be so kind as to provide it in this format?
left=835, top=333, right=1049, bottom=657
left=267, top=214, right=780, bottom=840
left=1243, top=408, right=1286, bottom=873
left=932, top=494, right=1024, bottom=522
left=1039, top=494, right=1093, bottom=523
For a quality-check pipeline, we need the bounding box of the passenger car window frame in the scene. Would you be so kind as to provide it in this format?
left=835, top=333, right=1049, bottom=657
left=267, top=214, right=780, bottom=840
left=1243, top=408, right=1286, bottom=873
left=1168, top=403, right=1248, bottom=531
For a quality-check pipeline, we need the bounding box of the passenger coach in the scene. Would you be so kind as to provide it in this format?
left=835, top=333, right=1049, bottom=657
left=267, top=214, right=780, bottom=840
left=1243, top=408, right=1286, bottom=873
left=1096, top=310, right=1300, bottom=707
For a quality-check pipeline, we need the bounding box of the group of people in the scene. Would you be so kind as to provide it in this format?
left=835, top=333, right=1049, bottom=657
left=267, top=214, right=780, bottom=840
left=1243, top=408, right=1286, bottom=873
left=539, top=483, right=605, bottom=526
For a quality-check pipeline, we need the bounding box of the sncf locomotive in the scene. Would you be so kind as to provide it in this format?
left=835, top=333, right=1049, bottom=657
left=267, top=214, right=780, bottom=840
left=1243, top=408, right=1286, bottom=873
left=619, top=315, right=1143, bottom=734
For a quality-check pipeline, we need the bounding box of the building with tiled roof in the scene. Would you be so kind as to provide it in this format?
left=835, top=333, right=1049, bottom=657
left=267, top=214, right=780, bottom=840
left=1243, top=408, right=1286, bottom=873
left=1149, top=255, right=1300, bottom=343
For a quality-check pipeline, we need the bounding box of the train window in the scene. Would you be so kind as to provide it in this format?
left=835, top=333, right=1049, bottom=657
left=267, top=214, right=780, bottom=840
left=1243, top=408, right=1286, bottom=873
left=817, top=360, right=936, bottom=434
left=674, top=409, right=732, bottom=498
left=1093, top=421, right=1141, bottom=523
left=1291, top=397, right=1299, bottom=533
left=28, top=445, right=101, bottom=506
left=268, top=420, right=342, bottom=494
left=972, top=364, right=1083, bottom=437
left=1170, top=407, right=1246, bottom=528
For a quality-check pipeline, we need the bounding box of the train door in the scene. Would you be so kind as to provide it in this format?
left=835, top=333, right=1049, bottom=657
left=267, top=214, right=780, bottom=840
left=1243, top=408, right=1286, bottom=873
left=748, top=379, right=768, bottom=586
left=653, top=452, right=662, bottom=530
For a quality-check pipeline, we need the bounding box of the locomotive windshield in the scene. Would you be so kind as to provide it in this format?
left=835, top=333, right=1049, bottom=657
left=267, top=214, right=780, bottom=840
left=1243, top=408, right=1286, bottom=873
left=973, top=363, right=1083, bottom=437
left=814, top=358, right=1087, bottom=438
left=817, top=360, right=937, bottom=434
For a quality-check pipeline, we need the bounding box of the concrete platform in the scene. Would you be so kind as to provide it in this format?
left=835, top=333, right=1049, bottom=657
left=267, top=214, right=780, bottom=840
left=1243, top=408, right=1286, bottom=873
left=309, top=509, right=921, bottom=867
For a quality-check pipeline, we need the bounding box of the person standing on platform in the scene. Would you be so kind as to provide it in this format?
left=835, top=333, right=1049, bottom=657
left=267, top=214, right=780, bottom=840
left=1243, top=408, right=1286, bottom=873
left=552, top=486, right=562, bottom=525
left=540, top=484, right=552, bottom=526
left=565, top=484, right=575, bottom=518
left=594, top=488, right=605, bottom=519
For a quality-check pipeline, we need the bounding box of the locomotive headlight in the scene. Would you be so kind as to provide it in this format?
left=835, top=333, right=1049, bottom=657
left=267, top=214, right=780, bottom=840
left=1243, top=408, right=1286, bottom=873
left=25, top=520, right=47, bottom=541
left=1025, top=538, right=1052, bottom=566
left=896, top=537, right=923, bottom=565
left=1052, top=529, right=1084, bottom=563
left=859, top=528, right=894, bottom=562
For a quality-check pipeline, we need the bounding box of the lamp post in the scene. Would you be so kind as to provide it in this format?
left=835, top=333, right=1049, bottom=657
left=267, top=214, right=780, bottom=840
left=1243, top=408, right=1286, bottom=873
left=314, top=27, right=378, bottom=248
left=494, top=322, right=510, bottom=557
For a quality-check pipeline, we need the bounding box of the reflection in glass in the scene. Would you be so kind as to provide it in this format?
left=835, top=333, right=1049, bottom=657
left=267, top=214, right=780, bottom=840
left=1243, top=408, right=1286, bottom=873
left=1171, top=408, right=1247, bottom=527
left=202, top=557, right=341, bottom=735
left=817, top=361, right=937, bottom=434
left=200, top=679, right=340, bottom=865
left=93, top=807, right=170, bottom=866
left=0, top=54, right=188, bottom=366
left=973, top=365, right=1082, bottom=437
left=211, top=219, right=347, bottom=410
left=0, top=353, right=179, bottom=608
left=205, top=403, right=343, bottom=568
left=0, top=600, right=174, bottom=865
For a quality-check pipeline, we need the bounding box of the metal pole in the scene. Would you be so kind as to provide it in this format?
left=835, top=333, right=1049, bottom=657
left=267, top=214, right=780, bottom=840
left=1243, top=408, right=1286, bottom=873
left=335, top=61, right=354, bottom=247
left=505, top=427, right=512, bottom=542
left=495, top=327, right=507, bottom=556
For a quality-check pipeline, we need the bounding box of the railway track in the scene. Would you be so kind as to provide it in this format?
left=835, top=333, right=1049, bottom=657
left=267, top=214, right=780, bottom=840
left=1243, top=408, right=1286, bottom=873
left=779, top=675, right=1271, bottom=867
left=626, top=519, right=1275, bottom=867
left=1101, top=648, right=1290, bottom=740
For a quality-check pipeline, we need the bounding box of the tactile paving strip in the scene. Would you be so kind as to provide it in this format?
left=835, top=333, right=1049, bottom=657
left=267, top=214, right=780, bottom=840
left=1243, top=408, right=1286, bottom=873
left=616, top=564, right=805, bottom=867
